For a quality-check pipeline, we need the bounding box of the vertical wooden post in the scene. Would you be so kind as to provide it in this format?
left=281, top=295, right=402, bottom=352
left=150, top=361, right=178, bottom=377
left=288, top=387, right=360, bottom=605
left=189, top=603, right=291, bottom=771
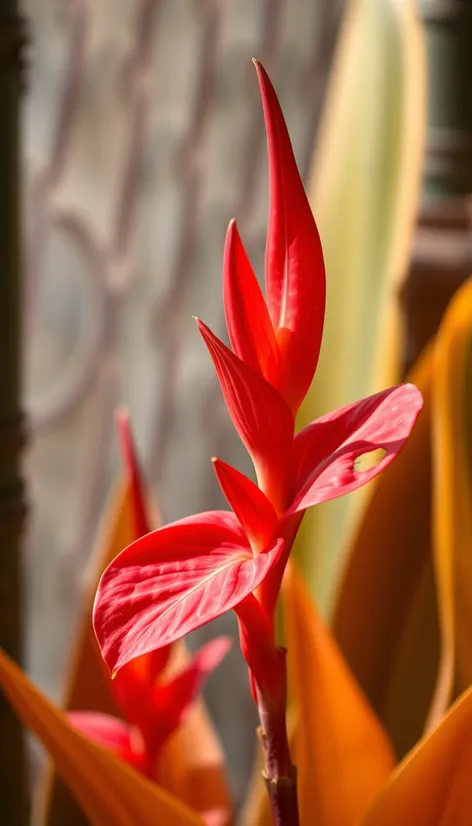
left=0, top=1, right=28, bottom=824
left=402, top=0, right=472, bottom=371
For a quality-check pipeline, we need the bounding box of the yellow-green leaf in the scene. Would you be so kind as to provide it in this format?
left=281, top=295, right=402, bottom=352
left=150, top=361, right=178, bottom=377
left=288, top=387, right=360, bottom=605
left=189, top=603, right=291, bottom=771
left=295, top=0, right=426, bottom=612
left=0, top=649, right=204, bottom=826
left=362, top=685, right=472, bottom=825
left=283, top=562, right=395, bottom=826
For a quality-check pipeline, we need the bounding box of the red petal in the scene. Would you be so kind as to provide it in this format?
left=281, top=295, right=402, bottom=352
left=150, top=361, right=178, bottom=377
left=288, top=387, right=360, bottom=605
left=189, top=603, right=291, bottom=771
left=290, top=384, right=424, bottom=513
left=115, top=411, right=174, bottom=706
left=119, top=637, right=231, bottom=762
left=116, top=409, right=152, bottom=539
left=149, top=637, right=231, bottom=746
left=196, top=318, right=294, bottom=511
left=212, top=457, right=279, bottom=551
left=223, top=220, right=280, bottom=381
left=112, top=645, right=172, bottom=726
left=255, top=60, right=326, bottom=414
left=93, top=511, right=283, bottom=675
left=67, top=711, right=149, bottom=774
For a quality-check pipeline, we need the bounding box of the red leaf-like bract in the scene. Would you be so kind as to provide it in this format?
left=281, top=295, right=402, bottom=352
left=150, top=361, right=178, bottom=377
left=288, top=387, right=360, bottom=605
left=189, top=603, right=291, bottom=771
left=255, top=60, right=326, bottom=414
left=223, top=220, right=280, bottom=383
left=93, top=511, right=283, bottom=675
left=212, top=457, right=279, bottom=551
left=290, top=384, right=424, bottom=513
left=196, top=319, right=294, bottom=511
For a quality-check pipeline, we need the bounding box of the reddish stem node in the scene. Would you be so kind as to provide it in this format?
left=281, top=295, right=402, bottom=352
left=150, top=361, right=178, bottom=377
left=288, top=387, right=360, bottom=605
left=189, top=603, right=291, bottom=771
left=255, top=657, right=299, bottom=826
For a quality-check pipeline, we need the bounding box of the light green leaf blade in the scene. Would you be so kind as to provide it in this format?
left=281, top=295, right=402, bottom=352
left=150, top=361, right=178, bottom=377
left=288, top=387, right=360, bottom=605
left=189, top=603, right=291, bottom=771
left=295, top=0, right=426, bottom=612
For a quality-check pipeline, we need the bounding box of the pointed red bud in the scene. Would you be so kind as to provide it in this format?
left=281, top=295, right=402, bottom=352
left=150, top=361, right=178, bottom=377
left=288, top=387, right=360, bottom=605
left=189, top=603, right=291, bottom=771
left=212, top=457, right=279, bottom=551
left=223, top=219, right=281, bottom=386
left=196, top=318, right=294, bottom=512
left=254, top=60, right=326, bottom=414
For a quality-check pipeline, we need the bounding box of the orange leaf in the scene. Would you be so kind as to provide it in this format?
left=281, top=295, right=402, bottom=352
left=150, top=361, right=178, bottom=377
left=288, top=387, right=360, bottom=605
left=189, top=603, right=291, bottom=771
left=428, top=276, right=472, bottom=727
left=158, top=699, right=234, bottom=826
left=283, top=562, right=395, bottom=826
left=332, top=346, right=439, bottom=756
left=0, top=649, right=203, bottom=826
left=157, top=642, right=234, bottom=826
left=37, top=480, right=135, bottom=826
left=362, top=685, right=472, bottom=825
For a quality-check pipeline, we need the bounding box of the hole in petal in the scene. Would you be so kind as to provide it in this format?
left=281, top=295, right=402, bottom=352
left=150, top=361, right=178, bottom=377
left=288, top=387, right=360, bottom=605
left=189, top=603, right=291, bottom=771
left=354, top=447, right=387, bottom=473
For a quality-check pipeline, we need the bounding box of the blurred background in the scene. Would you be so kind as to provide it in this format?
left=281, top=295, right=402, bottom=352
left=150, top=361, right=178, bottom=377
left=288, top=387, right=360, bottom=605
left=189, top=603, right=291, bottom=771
left=2, top=0, right=472, bottom=821
left=23, top=0, right=344, bottom=803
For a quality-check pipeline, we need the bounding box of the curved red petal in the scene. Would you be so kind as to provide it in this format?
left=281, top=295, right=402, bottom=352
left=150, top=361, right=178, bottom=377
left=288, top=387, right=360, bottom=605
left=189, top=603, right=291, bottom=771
left=154, top=637, right=231, bottom=730
left=112, top=645, right=172, bottom=727
left=125, top=637, right=231, bottom=760
left=290, top=384, right=423, bottom=513
left=93, top=511, right=283, bottom=676
left=223, top=220, right=280, bottom=381
left=255, top=60, right=326, bottom=414
left=212, top=457, right=279, bottom=551
left=67, top=711, right=148, bottom=774
left=116, top=408, right=152, bottom=539
left=196, top=318, right=294, bottom=511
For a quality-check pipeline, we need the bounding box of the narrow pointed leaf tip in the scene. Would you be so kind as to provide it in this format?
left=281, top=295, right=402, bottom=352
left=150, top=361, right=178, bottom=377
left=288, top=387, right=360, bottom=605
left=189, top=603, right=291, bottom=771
left=93, top=510, right=284, bottom=675
left=254, top=60, right=326, bottom=414
left=116, top=408, right=151, bottom=539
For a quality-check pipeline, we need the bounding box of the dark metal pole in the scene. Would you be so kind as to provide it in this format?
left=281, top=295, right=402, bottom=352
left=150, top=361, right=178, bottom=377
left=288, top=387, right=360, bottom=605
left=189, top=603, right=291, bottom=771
left=0, top=1, right=28, bottom=824
left=402, top=0, right=472, bottom=372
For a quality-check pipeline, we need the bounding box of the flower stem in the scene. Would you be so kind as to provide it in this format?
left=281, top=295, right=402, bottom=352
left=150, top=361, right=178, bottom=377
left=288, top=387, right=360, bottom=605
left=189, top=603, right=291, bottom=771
left=256, top=667, right=299, bottom=826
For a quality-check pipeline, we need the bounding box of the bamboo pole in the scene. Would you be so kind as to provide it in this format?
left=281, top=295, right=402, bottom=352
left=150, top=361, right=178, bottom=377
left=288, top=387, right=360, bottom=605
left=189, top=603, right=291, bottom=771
left=0, top=1, right=28, bottom=824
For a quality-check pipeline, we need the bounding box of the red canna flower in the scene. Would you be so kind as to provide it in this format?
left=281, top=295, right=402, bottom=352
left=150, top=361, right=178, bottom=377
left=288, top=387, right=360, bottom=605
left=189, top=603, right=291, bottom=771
left=68, top=636, right=230, bottom=779
left=71, top=412, right=231, bottom=778
left=210, top=382, right=423, bottom=618
left=93, top=61, right=423, bottom=716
